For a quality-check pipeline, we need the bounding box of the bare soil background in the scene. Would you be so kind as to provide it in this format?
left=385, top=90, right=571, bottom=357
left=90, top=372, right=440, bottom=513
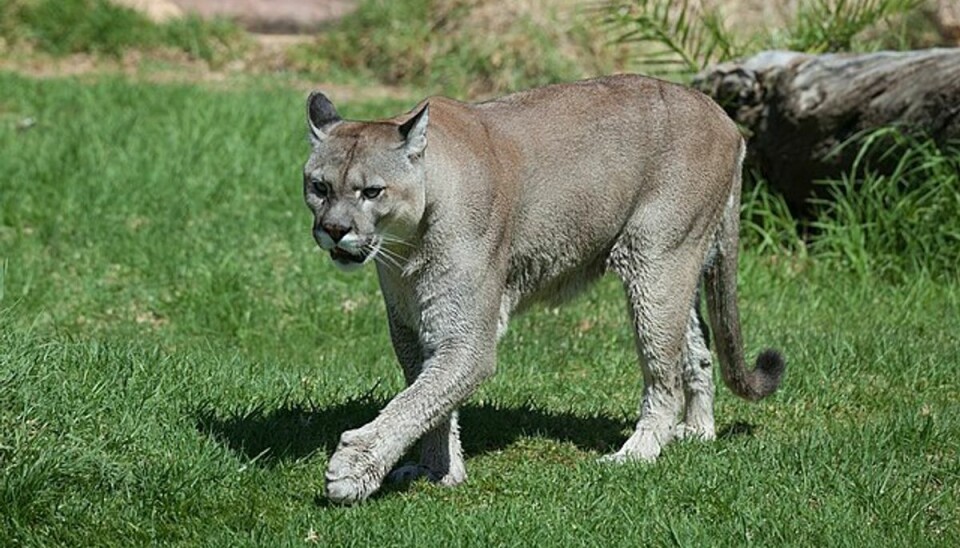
left=116, top=0, right=357, bottom=32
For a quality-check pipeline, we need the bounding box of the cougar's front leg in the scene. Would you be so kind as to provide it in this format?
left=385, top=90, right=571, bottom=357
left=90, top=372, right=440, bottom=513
left=324, top=292, right=498, bottom=504
left=385, top=317, right=466, bottom=487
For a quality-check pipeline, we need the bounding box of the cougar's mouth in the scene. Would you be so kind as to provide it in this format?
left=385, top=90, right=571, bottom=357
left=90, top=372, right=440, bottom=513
left=328, top=238, right=381, bottom=270
left=330, top=246, right=369, bottom=264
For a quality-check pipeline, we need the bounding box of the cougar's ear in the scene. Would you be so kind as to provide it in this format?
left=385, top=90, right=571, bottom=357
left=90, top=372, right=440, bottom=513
left=398, top=103, right=429, bottom=157
left=306, top=91, right=341, bottom=145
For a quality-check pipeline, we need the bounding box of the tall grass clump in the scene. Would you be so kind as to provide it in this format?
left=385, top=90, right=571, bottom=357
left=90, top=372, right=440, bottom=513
left=0, top=0, right=245, bottom=63
left=810, top=130, right=960, bottom=280
left=740, top=176, right=807, bottom=259
left=289, top=0, right=620, bottom=97
left=12, top=0, right=150, bottom=56
left=739, top=129, right=960, bottom=281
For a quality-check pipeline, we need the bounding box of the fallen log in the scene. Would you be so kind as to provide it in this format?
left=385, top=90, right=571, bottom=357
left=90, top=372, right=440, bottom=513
left=693, top=49, right=960, bottom=213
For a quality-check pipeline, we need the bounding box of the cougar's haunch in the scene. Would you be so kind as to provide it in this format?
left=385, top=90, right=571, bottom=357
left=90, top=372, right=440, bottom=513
left=301, top=75, right=785, bottom=504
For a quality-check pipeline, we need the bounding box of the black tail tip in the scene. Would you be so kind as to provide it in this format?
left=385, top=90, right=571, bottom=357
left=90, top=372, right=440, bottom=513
left=757, top=348, right=785, bottom=375
left=752, top=348, right=785, bottom=399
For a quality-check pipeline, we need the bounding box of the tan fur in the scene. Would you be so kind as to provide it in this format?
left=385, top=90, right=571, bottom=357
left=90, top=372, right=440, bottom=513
left=302, top=75, right=784, bottom=504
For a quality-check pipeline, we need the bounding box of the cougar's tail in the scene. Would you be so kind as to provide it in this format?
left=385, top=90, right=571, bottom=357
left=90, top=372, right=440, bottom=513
left=704, top=139, right=785, bottom=401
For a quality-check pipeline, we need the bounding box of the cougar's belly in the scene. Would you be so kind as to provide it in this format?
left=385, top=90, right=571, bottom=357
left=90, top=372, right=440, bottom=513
left=504, top=237, right=613, bottom=317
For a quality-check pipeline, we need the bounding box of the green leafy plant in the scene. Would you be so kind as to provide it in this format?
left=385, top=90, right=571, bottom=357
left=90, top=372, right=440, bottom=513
left=288, top=0, right=435, bottom=86
left=603, top=0, right=746, bottom=77
left=778, top=0, right=924, bottom=52
left=604, top=0, right=927, bottom=78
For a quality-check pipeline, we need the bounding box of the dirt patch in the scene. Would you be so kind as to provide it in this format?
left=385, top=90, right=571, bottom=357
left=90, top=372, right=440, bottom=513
left=168, top=0, right=357, bottom=33
left=0, top=45, right=419, bottom=104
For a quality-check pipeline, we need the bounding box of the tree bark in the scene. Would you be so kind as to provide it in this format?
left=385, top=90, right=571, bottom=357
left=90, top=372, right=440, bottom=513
left=693, top=49, right=960, bottom=212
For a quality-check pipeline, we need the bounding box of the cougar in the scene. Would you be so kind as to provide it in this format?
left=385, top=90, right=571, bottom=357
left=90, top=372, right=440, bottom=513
left=301, top=74, right=785, bottom=504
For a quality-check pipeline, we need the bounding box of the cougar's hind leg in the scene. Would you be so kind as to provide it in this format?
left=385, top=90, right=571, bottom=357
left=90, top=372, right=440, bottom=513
left=413, top=411, right=466, bottom=485
left=387, top=413, right=466, bottom=487
left=677, top=299, right=716, bottom=441
left=604, top=233, right=707, bottom=462
left=385, top=320, right=466, bottom=486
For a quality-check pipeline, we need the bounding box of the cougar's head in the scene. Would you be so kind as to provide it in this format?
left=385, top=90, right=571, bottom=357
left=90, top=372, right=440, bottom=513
left=302, top=92, right=429, bottom=271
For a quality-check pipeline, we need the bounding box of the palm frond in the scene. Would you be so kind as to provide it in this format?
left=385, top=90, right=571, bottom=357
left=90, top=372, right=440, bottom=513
left=603, top=0, right=744, bottom=77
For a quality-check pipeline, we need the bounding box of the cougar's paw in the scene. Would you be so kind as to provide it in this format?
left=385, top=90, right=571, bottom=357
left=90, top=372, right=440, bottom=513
left=600, top=425, right=673, bottom=464
left=387, top=463, right=467, bottom=487
left=598, top=448, right=659, bottom=465
left=675, top=422, right=716, bottom=442
left=324, top=429, right=386, bottom=505
left=434, top=465, right=466, bottom=487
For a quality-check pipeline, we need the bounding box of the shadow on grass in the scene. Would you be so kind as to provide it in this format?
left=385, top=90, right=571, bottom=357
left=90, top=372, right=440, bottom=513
left=195, top=396, right=633, bottom=467
left=718, top=421, right=757, bottom=439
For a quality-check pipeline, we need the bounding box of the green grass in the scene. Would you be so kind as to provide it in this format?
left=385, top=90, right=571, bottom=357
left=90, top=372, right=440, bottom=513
left=0, top=0, right=245, bottom=63
left=1, top=72, right=958, bottom=546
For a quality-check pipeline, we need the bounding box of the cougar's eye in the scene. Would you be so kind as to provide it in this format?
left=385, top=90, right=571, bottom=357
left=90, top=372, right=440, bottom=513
left=361, top=186, right=384, bottom=200
left=311, top=178, right=328, bottom=198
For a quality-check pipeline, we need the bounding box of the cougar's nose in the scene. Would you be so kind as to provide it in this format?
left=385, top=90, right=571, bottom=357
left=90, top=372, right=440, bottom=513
left=322, top=223, right=351, bottom=243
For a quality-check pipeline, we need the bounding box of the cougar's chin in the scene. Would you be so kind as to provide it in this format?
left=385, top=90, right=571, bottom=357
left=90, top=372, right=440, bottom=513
left=329, top=239, right=379, bottom=272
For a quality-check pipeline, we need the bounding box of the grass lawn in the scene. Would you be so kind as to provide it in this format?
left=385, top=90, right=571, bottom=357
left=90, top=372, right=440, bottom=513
left=1, top=72, right=957, bottom=546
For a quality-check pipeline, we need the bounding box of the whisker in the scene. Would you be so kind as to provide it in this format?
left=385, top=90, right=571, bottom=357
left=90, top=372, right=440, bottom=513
left=375, top=242, right=402, bottom=257
left=379, top=233, right=416, bottom=248
left=373, top=250, right=403, bottom=272
left=376, top=247, right=408, bottom=271
left=364, top=241, right=404, bottom=272
left=381, top=257, right=402, bottom=272
left=373, top=242, right=412, bottom=273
